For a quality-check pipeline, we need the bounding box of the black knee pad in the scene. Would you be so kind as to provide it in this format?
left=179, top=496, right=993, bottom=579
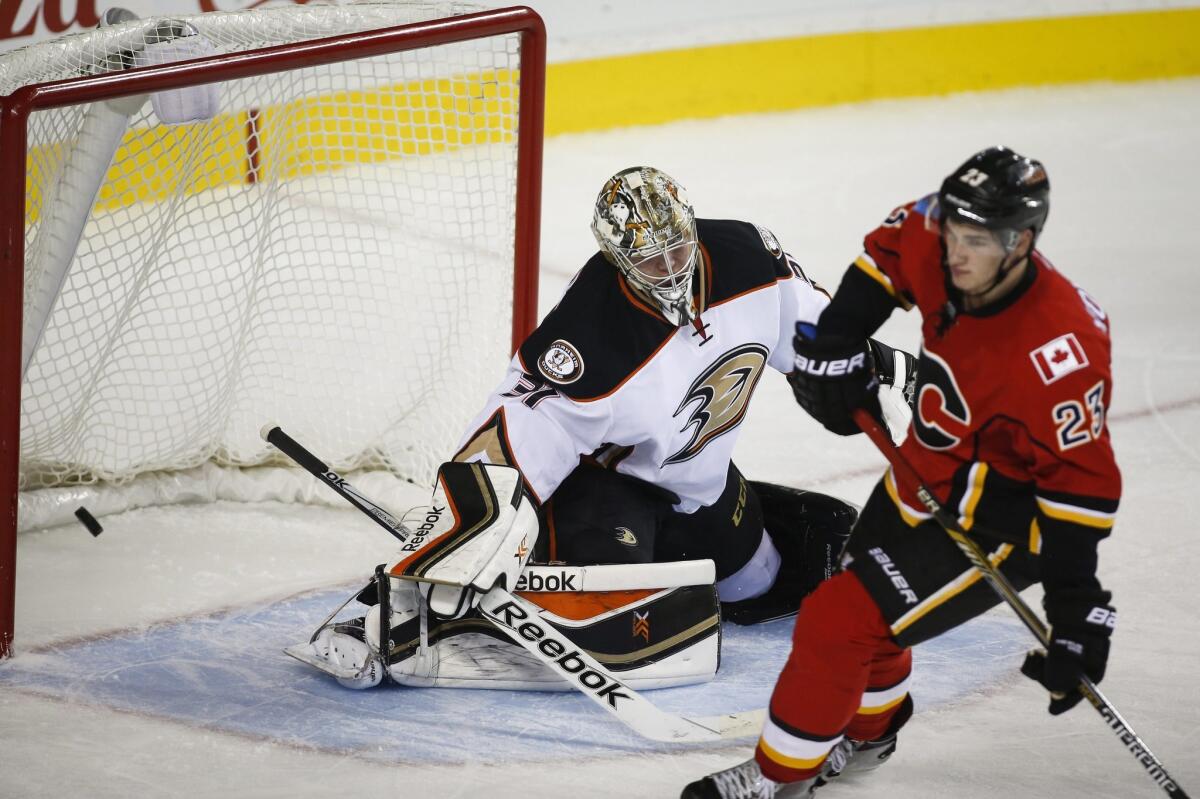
left=755, top=482, right=856, bottom=581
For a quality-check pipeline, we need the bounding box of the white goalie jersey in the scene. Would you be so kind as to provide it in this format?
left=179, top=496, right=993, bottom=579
left=453, top=219, right=830, bottom=513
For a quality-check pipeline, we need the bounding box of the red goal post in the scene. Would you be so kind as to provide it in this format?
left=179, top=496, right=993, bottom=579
left=0, top=5, right=545, bottom=657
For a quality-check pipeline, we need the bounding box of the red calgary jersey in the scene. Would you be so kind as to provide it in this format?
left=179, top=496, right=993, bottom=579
left=854, top=195, right=1120, bottom=555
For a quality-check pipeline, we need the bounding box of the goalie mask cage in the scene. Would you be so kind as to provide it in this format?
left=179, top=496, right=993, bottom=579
left=0, top=3, right=545, bottom=657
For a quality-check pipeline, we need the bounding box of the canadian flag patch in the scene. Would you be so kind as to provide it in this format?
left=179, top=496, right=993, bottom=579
left=1030, top=333, right=1088, bottom=385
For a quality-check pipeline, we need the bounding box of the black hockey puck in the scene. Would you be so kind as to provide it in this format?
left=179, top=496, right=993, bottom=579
left=75, top=506, right=103, bottom=537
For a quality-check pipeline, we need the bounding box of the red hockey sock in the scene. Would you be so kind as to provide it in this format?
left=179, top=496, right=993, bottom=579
left=845, top=642, right=912, bottom=741
left=755, top=571, right=896, bottom=783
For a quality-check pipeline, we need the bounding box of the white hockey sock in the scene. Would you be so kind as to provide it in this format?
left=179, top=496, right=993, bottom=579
left=716, top=528, right=781, bottom=602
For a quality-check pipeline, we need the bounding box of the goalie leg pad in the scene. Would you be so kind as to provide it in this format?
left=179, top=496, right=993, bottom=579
left=382, top=562, right=721, bottom=691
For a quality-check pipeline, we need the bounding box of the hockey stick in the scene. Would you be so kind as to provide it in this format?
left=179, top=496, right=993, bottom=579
left=262, top=426, right=409, bottom=545
left=852, top=409, right=1190, bottom=799
left=261, top=424, right=763, bottom=743
left=474, top=586, right=762, bottom=742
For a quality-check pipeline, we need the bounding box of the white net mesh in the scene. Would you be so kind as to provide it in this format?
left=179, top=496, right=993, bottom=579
left=6, top=3, right=529, bottom=501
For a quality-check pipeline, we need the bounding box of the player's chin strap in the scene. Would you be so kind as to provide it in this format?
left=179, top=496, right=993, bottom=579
left=261, top=424, right=763, bottom=743
left=852, top=409, right=1191, bottom=799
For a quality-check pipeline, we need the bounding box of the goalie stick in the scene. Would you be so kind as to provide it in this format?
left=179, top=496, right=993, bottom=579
left=261, top=424, right=763, bottom=743
left=853, top=409, right=1191, bottom=799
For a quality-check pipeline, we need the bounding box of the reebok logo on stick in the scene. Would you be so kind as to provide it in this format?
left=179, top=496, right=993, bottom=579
left=483, top=597, right=631, bottom=708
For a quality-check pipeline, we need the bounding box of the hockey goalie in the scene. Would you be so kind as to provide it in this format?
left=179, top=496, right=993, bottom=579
left=285, top=461, right=863, bottom=693
left=286, top=165, right=915, bottom=693
left=287, top=460, right=740, bottom=692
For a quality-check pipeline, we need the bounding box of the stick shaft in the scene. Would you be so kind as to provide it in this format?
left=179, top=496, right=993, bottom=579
left=853, top=409, right=1189, bottom=798
left=262, top=425, right=409, bottom=543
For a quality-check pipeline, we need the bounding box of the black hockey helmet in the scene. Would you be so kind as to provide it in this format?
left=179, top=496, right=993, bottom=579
left=938, top=146, right=1050, bottom=249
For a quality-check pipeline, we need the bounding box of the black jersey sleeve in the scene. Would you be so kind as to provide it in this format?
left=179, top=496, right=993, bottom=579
left=1037, top=517, right=1103, bottom=593
left=816, top=263, right=902, bottom=339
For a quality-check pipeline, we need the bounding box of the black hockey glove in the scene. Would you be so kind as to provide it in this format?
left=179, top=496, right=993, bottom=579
left=1020, top=588, right=1116, bottom=715
left=787, top=323, right=879, bottom=436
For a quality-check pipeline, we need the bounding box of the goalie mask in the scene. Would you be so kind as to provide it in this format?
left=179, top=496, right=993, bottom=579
left=592, top=166, right=699, bottom=326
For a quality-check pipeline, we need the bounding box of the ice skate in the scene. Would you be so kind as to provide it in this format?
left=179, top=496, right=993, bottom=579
left=681, top=758, right=817, bottom=799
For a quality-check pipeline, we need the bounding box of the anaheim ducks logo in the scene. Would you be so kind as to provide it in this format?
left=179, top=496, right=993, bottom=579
left=537, top=340, right=584, bottom=384
left=665, top=343, right=768, bottom=465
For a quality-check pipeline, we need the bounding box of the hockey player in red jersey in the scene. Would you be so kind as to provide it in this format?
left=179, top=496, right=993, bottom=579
left=684, top=146, right=1121, bottom=798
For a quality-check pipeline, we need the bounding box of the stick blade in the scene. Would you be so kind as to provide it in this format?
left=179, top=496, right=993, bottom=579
left=694, top=709, right=765, bottom=740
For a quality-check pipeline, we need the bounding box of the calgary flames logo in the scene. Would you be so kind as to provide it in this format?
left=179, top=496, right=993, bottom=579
left=665, top=344, right=768, bottom=465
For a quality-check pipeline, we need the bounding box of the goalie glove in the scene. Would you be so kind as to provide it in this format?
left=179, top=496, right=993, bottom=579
left=390, top=462, right=538, bottom=619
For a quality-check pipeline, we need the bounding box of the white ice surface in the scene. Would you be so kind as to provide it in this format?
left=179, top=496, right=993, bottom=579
left=4, top=79, right=1200, bottom=797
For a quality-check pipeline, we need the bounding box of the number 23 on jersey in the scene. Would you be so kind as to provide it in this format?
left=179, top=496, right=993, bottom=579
left=1053, top=381, right=1106, bottom=451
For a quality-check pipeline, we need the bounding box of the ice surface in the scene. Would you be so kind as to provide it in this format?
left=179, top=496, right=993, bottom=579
left=0, top=582, right=1028, bottom=764
left=4, top=79, right=1199, bottom=798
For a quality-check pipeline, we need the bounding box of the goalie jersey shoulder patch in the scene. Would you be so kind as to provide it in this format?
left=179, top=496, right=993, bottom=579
left=537, top=340, right=585, bottom=384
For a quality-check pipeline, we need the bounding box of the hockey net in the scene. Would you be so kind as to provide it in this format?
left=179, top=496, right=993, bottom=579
left=0, top=2, right=544, bottom=654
